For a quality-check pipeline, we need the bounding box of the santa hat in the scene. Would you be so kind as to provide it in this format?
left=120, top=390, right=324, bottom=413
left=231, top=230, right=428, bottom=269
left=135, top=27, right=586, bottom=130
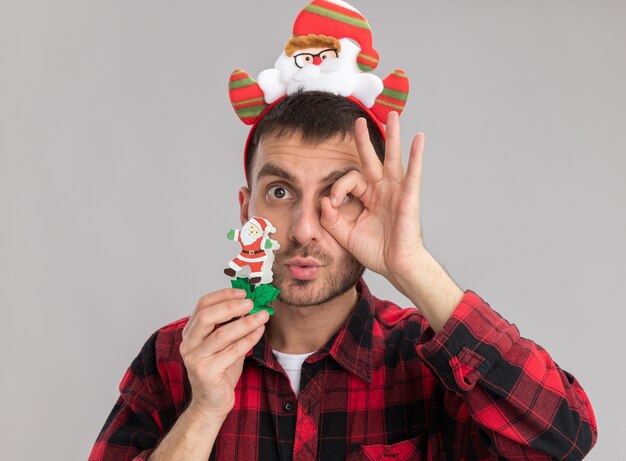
left=228, top=0, right=410, bottom=180
left=292, top=0, right=379, bottom=72
left=248, top=217, right=276, bottom=235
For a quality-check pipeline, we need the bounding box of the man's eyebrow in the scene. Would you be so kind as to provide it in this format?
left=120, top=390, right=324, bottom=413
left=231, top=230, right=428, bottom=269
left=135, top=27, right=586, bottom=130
left=256, top=164, right=355, bottom=186
left=256, top=163, right=297, bottom=183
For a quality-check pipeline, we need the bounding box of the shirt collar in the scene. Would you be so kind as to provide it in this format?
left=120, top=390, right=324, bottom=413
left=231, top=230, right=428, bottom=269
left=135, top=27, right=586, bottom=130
left=247, top=279, right=374, bottom=384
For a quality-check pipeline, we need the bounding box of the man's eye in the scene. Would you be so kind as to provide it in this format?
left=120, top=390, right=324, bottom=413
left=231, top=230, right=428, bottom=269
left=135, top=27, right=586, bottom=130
left=267, top=185, right=292, bottom=200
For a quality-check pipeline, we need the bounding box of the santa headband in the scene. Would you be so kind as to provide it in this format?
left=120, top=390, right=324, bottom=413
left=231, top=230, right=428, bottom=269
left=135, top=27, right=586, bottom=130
left=228, top=0, right=410, bottom=168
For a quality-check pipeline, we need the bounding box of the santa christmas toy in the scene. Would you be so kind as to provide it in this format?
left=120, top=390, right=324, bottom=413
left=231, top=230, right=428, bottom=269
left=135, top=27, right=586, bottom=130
left=225, top=217, right=280, bottom=284
left=228, top=0, right=410, bottom=127
left=224, top=217, right=281, bottom=315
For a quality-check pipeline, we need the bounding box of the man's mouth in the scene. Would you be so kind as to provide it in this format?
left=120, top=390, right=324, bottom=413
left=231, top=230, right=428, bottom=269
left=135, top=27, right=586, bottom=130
left=285, top=257, right=321, bottom=280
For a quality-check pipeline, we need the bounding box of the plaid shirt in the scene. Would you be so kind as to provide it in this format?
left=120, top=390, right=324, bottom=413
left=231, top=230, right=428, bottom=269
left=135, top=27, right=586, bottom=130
left=90, top=282, right=596, bottom=460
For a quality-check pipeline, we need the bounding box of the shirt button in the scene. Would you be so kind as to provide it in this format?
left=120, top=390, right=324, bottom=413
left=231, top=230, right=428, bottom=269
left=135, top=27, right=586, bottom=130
left=284, top=401, right=294, bottom=412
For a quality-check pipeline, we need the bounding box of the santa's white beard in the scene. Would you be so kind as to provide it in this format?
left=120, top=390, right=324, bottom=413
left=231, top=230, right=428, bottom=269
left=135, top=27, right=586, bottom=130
left=291, top=58, right=342, bottom=82
left=240, top=228, right=259, bottom=246
left=287, top=61, right=356, bottom=96
left=257, top=39, right=383, bottom=108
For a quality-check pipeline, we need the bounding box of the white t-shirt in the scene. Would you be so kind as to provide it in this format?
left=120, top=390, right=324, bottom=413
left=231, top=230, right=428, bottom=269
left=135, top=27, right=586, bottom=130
left=272, top=350, right=315, bottom=395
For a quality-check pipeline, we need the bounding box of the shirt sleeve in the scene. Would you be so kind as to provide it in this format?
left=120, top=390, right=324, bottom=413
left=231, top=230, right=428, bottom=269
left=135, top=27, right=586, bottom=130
left=416, top=291, right=597, bottom=460
left=89, top=330, right=178, bottom=461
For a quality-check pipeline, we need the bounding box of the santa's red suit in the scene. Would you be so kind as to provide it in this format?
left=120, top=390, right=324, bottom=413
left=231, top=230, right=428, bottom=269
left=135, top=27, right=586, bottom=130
left=228, top=230, right=270, bottom=279
left=226, top=217, right=278, bottom=282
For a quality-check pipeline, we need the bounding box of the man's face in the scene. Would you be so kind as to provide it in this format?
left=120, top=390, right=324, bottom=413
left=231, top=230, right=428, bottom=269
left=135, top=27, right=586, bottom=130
left=240, top=130, right=365, bottom=307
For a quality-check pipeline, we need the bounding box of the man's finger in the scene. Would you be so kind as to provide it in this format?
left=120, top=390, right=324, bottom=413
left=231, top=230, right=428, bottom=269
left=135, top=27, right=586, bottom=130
left=320, top=196, right=355, bottom=250
left=182, top=298, right=253, bottom=353
left=383, top=111, right=404, bottom=182
left=404, top=133, right=425, bottom=198
left=183, top=288, right=247, bottom=337
left=194, top=310, right=269, bottom=359
left=208, top=325, right=266, bottom=372
left=354, top=118, right=383, bottom=182
left=329, top=170, right=368, bottom=206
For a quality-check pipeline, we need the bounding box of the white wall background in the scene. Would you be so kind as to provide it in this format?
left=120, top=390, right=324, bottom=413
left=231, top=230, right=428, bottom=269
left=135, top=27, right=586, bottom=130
left=1, top=1, right=623, bottom=459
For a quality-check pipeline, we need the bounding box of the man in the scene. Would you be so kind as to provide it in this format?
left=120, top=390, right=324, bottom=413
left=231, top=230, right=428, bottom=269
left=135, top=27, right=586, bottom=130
left=89, top=91, right=596, bottom=460
left=90, top=1, right=596, bottom=459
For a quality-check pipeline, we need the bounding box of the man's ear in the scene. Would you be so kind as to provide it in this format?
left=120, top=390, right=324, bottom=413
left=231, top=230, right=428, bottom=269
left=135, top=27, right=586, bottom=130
left=239, top=186, right=250, bottom=226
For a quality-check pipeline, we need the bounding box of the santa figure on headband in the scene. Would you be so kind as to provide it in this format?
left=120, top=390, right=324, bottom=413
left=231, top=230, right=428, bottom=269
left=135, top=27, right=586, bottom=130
left=228, top=0, right=409, bottom=125
left=224, top=217, right=280, bottom=285
left=258, top=28, right=383, bottom=108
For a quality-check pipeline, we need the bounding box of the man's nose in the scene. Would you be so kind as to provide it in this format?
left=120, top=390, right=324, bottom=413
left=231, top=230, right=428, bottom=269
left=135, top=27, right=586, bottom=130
left=313, top=56, right=322, bottom=65
left=288, top=199, right=322, bottom=245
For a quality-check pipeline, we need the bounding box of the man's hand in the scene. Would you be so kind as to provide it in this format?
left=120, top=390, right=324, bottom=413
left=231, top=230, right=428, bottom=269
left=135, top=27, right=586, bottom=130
left=180, top=288, right=269, bottom=422
left=147, top=289, right=268, bottom=461
left=320, top=112, right=463, bottom=331
left=320, top=111, right=424, bottom=288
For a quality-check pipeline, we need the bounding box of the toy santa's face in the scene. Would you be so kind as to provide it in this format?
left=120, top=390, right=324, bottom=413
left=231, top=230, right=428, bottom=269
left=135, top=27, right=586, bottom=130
left=279, top=46, right=343, bottom=83
left=244, top=222, right=261, bottom=238
left=275, top=38, right=361, bottom=91
left=239, top=131, right=365, bottom=307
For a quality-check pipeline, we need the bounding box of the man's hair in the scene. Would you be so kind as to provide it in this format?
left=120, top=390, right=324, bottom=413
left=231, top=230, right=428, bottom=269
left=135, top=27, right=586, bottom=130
left=245, top=91, right=386, bottom=183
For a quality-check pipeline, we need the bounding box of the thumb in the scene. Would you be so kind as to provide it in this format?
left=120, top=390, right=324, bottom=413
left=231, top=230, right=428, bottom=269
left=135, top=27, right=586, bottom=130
left=320, top=196, right=353, bottom=249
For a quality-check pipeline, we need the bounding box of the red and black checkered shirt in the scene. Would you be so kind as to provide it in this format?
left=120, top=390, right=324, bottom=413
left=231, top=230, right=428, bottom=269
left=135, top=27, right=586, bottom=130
left=90, top=282, right=597, bottom=460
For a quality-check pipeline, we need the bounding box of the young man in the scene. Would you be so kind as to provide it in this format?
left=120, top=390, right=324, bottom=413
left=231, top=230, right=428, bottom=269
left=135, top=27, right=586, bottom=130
left=89, top=92, right=596, bottom=460
left=90, top=1, right=596, bottom=459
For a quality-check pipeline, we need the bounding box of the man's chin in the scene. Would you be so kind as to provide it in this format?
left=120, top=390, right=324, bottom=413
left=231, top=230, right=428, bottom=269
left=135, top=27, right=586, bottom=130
left=273, top=268, right=363, bottom=308
left=274, top=278, right=326, bottom=307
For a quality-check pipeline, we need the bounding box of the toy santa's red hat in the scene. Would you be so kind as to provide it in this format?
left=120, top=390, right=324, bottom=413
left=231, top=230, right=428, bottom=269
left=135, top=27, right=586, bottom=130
left=228, top=0, right=410, bottom=176
left=248, top=217, right=276, bottom=235
left=291, top=0, right=380, bottom=72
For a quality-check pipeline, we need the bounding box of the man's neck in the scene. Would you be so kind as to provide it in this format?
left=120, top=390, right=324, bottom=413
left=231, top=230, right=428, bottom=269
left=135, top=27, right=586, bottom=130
left=266, top=286, right=359, bottom=354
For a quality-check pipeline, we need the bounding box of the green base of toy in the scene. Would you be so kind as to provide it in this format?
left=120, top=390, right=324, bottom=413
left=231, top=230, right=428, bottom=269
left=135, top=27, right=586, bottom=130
left=230, top=277, right=280, bottom=316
